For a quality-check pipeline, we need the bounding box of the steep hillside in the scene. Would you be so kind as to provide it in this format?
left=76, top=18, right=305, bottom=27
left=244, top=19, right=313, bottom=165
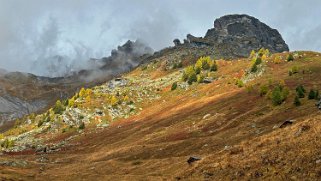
left=1, top=50, right=321, bottom=180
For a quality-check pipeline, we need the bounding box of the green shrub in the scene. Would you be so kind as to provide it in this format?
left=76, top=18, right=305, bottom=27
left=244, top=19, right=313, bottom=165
left=258, top=48, right=266, bottom=57
left=53, top=100, right=65, bottom=115
left=202, top=60, right=210, bottom=70
left=171, top=82, right=178, bottom=91
left=308, top=89, right=319, bottom=100
left=210, top=61, right=218, bottom=72
left=196, top=56, right=211, bottom=70
left=188, top=73, right=197, bottom=85
left=194, top=66, right=201, bottom=74
left=197, top=74, right=205, bottom=83
left=250, top=57, right=262, bottom=73
left=271, top=87, right=283, bottom=105
left=38, top=120, right=44, bottom=127
left=281, top=86, right=290, bottom=99
left=182, top=65, right=197, bottom=82
left=44, top=115, right=51, bottom=122
left=79, top=122, right=85, bottom=130
left=251, top=64, right=258, bottom=73
left=79, top=115, right=84, bottom=120
left=172, top=63, right=178, bottom=69
left=141, top=65, right=147, bottom=70
left=63, top=99, right=69, bottom=106
left=182, top=72, right=188, bottom=81
left=236, top=79, right=244, bottom=88
left=296, top=85, right=306, bottom=98
left=289, top=66, right=299, bottom=76
left=287, top=54, right=294, bottom=61
left=1, top=139, right=15, bottom=148
left=271, top=85, right=289, bottom=106
left=255, top=57, right=262, bottom=65
left=294, top=95, right=301, bottom=106
left=308, top=89, right=315, bottom=99
left=251, top=57, right=262, bottom=73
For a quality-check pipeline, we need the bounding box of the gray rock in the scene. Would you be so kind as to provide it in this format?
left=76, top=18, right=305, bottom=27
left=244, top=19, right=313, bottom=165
left=169, top=14, right=289, bottom=59
left=187, top=156, right=201, bottom=164
left=0, top=160, right=28, bottom=168
left=204, top=14, right=289, bottom=57
left=203, top=77, right=214, bottom=84
left=173, top=39, right=181, bottom=46
left=203, top=114, right=211, bottom=119
left=279, top=119, right=296, bottom=128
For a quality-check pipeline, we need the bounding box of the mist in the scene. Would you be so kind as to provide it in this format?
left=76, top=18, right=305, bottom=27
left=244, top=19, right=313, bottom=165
left=0, top=0, right=320, bottom=77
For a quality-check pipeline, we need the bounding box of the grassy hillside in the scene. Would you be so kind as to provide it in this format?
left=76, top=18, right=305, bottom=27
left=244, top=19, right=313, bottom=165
left=1, top=50, right=321, bottom=180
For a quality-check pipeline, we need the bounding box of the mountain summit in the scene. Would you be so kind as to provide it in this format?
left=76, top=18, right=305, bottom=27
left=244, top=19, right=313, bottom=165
left=176, top=14, right=289, bottom=58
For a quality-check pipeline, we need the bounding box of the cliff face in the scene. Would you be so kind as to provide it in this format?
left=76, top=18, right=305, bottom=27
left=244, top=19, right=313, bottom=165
left=179, top=14, right=289, bottom=58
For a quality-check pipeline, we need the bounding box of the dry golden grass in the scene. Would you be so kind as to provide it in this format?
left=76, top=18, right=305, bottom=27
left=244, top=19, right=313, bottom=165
left=1, top=51, right=321, bottom=180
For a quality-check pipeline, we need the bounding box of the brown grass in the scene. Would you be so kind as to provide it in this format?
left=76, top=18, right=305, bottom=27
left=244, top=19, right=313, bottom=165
left=1, top=51, right=321, bottom=180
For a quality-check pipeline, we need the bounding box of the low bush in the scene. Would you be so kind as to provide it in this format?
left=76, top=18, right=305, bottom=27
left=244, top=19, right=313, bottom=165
left=188, top=73, right=197, bottom=85
left=210, top=61, right=218, bottom=72
left=171, top=82, right=178, bottom=91
left=289, top=66, right=299, bottom=76
left=250, top=57, right=262, bottom=73
left=79, top=122, right=85, bottom=130
left=1, top=139, right=15, bottom=148
left=235, top=79, right=244, bottom=88
left=287, top=53, right=294, bottom=61
left=53, top=100, right=65, bottom=115
left=308, top=89, right=319, bottom=100
left=259, top=85, right=269, bottom=96
left=296, top=85, right=306, bottom=98
left=270, top=85, right=289, bottom=106
left=294, top=95, right=301, bottom=106
left=197, top=74, right=205, bottom=83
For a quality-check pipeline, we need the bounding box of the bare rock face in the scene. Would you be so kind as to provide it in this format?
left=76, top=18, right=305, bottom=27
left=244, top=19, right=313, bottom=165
left=177, top=14, right=289, bottom=58
left=100, top=40, right=154, bottom=73
left=0, top=95, right=46, bottom=126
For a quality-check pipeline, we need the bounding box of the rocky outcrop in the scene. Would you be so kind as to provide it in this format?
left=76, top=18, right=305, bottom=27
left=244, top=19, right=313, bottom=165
left=100, top=40, right=154, bottom=72
left=175, top=14, right=289, bottom=58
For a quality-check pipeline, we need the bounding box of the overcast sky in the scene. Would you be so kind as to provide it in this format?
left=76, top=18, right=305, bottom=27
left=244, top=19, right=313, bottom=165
left=0, top=0, right=320, bottom=76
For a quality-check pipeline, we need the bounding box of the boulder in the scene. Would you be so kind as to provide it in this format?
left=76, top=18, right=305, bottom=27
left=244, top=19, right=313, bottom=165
left=279, top=119, right=296, bottom=128
left=203, top=77, right=214, bottom=84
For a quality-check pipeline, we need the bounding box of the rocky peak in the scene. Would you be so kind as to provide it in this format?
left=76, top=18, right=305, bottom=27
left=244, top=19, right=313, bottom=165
left=175, top=14, right=289, bottom=58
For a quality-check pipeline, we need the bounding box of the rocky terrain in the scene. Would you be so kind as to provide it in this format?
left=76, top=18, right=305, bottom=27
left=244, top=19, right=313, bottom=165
left=2, top=14, right=321, bottom=180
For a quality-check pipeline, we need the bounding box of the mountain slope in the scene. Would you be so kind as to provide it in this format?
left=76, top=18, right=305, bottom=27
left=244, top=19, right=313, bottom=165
left=0, top=40, right=153, bottom=129
left=0, top=14, right=320, bottom=180
left=1, top=51, right=321, bottom=180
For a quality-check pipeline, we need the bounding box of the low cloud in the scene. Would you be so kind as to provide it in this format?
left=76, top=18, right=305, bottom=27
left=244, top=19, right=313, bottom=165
left=0, top=0, right=320, bottom=76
